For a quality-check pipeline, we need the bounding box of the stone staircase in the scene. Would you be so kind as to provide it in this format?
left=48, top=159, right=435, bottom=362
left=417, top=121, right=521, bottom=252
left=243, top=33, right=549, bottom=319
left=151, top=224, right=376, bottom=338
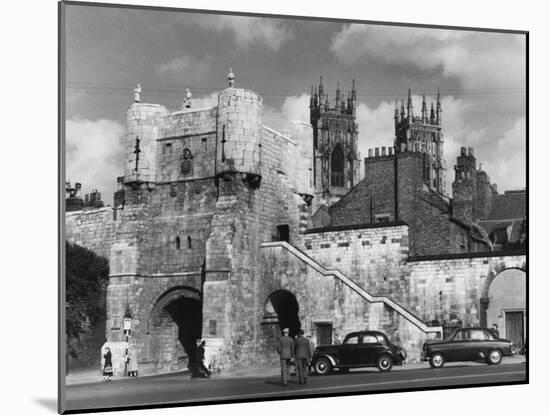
left=261, top=241, right=442, bottom=337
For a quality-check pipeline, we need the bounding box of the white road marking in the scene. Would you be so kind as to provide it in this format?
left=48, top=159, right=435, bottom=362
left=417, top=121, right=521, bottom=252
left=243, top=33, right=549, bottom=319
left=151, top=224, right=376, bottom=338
left=168, top=370, right=526, bottom=403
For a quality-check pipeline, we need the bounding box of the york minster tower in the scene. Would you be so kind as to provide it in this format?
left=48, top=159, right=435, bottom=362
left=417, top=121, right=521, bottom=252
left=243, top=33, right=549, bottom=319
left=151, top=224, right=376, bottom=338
left=310, top=77, right=361, bottom=208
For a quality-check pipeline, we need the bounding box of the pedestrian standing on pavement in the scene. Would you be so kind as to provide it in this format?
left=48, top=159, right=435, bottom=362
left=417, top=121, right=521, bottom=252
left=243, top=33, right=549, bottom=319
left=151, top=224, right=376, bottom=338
left=333, top=333, right=342, bottom=345
left=294, top=329, right=312, bottom=384
left=127, top=345, right=138, bottom=377
left=491, top=323, right=500, bottom=339
left=196, top=340, right=212, bottom=378
left=306, top=335, right=316, bottom=373
left=276, top=328, right=294, bottom=386
left=102, top=347, right=113, bottom=382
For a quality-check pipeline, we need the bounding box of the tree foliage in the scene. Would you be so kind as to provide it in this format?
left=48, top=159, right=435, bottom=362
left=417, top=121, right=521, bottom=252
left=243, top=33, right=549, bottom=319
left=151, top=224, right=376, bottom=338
left=66, top=241, right=109, bottom=357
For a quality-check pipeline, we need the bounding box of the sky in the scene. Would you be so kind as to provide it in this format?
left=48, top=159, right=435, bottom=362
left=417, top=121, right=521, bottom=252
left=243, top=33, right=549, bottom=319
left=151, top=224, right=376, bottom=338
left=64, top=4, right=527, bottom=205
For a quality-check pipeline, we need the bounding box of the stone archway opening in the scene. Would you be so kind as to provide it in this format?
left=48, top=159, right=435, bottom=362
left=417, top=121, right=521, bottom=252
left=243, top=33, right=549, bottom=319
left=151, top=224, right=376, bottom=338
left=480, top=267, right=526, bottom=350
left=147, top=287, right=202, bottom=374
left=263, top=289, right=301, bottom=337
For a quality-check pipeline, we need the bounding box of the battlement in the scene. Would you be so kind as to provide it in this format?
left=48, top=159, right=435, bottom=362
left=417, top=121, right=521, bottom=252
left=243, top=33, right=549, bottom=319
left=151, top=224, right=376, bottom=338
left=65, top=181, right=105, bottom=211
left=365, top=141, right=433, bottom=161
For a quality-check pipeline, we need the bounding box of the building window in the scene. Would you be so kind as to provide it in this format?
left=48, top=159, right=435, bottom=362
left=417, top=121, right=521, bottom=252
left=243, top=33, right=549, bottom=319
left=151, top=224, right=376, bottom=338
left=209, top=320, right=217, bottom=336
left=459, top=232, right=466, bottom=249
left=175, top=236, right=181, bottom=250
left=422, top=154, right=430, bottom=183
left=330, top=143, right=345, bottom=187
left=277, top=225, right=290, bottom=242
left=187, top=236, right=192, bottom=249
left=375, top=214, right=390, bottom=223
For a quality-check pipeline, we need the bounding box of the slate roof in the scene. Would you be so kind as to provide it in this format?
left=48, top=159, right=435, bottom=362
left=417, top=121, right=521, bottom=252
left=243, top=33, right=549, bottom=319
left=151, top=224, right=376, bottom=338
left=478, top=190, right=526, bottom=246
left=482, top=190, right=526, bottom=221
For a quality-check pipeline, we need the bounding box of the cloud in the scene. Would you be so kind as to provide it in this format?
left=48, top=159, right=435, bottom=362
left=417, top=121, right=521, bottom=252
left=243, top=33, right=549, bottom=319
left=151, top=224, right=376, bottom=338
left=330, top=25, right=525, bottom=90
left=197, top=15, right=294, bottom=51
left=66, top=118, right=125, bottom=205
left=157, top=54, right=213, bottom=76
left=263, top=94, right=310, bottom=132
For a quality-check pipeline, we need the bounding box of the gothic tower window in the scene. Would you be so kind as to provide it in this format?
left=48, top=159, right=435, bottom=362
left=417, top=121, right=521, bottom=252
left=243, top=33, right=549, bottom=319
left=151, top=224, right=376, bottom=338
left=175, top=236, right=181, bottom=250
left=331, top=143, right=345, bottom=187
left=187, top=236, right=192, bottom=249
left=422, top=154, right=430, bottom=183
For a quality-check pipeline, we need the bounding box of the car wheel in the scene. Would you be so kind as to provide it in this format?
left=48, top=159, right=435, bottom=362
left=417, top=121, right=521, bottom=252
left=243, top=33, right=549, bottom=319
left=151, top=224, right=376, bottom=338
left=487, top=349, right=502, bottom=365
left=313, top=357, right=332, bottom=376
left=377, top=355, right=393, bottom=372
left=429, top=352, right=445, bottom=368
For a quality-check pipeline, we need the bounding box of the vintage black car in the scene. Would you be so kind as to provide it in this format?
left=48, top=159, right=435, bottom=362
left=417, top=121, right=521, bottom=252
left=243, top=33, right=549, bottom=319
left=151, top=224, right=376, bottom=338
left=311, top=331, right=405, bottom=375
left=421, top=327, right=515, bottom=368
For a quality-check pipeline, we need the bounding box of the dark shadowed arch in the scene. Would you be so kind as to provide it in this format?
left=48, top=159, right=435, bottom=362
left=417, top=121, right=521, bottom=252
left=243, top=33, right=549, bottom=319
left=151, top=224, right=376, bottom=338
left=147, top=286, right=202, bottom=374
left=265, top=289, right=301, bottom=337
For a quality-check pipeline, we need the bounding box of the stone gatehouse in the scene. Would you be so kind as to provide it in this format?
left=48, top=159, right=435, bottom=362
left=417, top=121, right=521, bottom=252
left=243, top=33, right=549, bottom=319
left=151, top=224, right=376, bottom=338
left=66, top=74, right=526, bottom=375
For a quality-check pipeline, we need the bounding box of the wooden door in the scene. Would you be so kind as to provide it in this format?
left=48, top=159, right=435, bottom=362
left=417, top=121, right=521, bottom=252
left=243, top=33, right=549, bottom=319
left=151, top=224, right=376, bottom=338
left=316, top=323, right=332, bottom=346
left=505, top=311, right=524, bottom=350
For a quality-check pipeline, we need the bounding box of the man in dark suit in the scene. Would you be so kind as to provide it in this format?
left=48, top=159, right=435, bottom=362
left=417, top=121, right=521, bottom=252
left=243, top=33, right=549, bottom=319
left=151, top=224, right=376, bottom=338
left=490, top=323, right=500, bottom=339
left=294, top=329, right=312, bottom=384
left=276, top=328, right=294, bottom=386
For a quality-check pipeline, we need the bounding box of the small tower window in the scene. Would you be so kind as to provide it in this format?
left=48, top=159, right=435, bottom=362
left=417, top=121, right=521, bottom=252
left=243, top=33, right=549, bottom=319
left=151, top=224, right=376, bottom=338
left=175, top=237, right=181, bottom=250
left=331, top=143, right=345, bottom=187
left=187, top=236, right=192, bottom=249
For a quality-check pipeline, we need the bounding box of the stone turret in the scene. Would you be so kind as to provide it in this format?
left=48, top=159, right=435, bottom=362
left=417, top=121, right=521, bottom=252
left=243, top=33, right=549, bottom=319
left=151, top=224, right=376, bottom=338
left=215, top=86, right=263, bottom=189
left=452, top=147, right=476, bottom=223
left=124, top=86, right=169, bottom=187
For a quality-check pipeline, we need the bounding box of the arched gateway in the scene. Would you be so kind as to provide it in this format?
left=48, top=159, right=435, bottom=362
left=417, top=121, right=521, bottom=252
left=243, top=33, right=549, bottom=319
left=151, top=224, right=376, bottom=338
left=261, top=290, right=301, bottom=355
left=144, top=287, right=202, bottom=374
left=480, top=264, right=526, bottom=350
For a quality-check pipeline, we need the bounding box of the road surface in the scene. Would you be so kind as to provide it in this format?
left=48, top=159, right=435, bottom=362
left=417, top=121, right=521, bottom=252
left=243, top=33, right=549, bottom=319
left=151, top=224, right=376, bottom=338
left=64, top=362, right=526, bottom=412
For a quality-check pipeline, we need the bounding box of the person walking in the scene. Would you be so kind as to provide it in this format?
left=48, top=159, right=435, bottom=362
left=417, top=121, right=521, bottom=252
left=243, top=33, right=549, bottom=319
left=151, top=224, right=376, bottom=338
left=102, top=346, right=113, bottom=382
left=294, top=330, right=312, bottom=384
left=276, top=328, right=294, bottom=386
left=196, top=340, right=212, bottom=378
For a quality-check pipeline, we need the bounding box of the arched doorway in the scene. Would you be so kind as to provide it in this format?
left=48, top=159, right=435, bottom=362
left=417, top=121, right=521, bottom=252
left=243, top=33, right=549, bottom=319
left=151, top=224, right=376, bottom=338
left=146, top=287, right=202, bottom=374
left=481, top=268, right=526, bottom=349
left=262, top=290, right=301, bottom=337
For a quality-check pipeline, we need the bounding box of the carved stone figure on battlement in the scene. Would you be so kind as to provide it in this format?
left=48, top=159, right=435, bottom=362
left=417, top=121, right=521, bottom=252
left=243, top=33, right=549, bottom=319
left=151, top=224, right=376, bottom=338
left=227, top=68, right=235, bottom=88
left=184, top=88, right=192, bottom=109
left=134, top=84, right=142, bottom=103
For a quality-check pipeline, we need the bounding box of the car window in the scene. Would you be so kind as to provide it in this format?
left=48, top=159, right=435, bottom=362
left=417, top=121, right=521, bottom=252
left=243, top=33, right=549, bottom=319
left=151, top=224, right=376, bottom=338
left=362, top=335, right=378, bottom=344
left=376, top=334, right=388, bottom=345
left=470, top=330, right=490, bottom=340
left=454, top=330, right=470, bottom=341
left=344, top=335, right=360, bottom=344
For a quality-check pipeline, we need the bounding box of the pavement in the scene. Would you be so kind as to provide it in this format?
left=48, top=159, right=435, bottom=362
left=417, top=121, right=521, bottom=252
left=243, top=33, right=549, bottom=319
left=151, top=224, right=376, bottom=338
left=65, top=354, right=526, bottom=386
